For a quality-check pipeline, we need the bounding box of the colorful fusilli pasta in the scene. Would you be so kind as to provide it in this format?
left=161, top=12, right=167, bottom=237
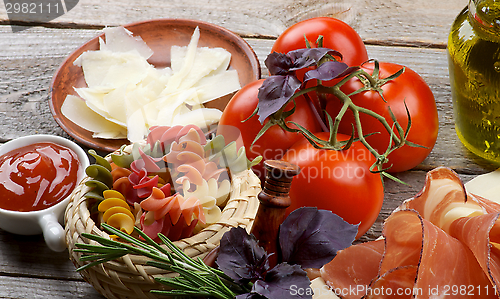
left=83, top=124, right=260, bottom=242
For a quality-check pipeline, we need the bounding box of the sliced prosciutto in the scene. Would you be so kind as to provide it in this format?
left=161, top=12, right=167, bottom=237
left=320, top=167, right=500, bottom=299
left=375, top=210, right=493, bottom=299
left=449, top=213, right=500, bottom=295
left=322, top=210, right=495, bottom=299
left=398, top=167, right=500, bottom=294
left=320, top=240, right=385, bottom=299
left=471, top=193, right=500, bottom=214
left=397, top=167, right=486, bottom=233
left=366, top=266, right=417, bottom=299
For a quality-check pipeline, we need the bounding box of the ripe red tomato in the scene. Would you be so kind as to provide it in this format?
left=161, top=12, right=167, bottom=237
left=271, top=17, right=368, bottom=68
left=218, top=79, right=322, bottom=181
left=282, top=132, right=384, bottom=239
left=325, top=62, right=439, bottom=173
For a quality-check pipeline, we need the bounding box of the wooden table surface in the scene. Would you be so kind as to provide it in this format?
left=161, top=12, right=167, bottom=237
left=0, top=0, right=494, bottom=297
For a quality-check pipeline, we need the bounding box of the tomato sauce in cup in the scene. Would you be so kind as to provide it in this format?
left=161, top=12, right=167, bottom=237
left=0, top=142, right=81, bottom=212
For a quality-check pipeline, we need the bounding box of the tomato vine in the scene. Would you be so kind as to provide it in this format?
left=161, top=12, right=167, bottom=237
left=254, top=49, right=424, bottom=182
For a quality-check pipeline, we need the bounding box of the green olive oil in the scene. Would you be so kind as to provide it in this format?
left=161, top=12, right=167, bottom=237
left=448, top=0, right=500, bottom=163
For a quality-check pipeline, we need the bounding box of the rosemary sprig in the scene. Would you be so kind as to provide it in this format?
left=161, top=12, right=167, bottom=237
left=74, top=223, right=250, bottom=299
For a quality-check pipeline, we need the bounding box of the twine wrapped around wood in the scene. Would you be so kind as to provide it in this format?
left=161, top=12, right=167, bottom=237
left=64, top=148, right=261, bottom=299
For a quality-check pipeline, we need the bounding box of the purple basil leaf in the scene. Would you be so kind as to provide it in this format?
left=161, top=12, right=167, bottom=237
left=338, top=65, right=360, bottom=78
left=265, top=52, right=295, bottom=76
left=279, top=207, right=358, bottom=269
left=216, top=227, right=271, bottom=284
left=251, top=263, right=312, bottom=299
left=288, top=48, right=342, bottom=71
left=302, top=61, right=350, bottom=82
left=257, top=75, right=301, bottom=123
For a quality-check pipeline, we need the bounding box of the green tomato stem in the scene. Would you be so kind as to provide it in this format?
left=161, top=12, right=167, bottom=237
left=293, top=66, right=408, bottom=173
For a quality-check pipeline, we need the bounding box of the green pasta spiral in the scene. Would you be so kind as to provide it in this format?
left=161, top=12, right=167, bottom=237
left=84, top=150, right=113, bottom=201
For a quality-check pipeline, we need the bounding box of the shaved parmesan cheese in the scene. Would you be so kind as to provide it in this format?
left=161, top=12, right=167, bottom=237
left=170, top=46, right=232, bottom=91
left=126, top=108, right=148, bottom=143
left=125, top=87, right=149, bottom=143
left=102, top=85, right=128, bottom=124
left=164, top=27, right=201, bottom=94
left=75, top=87, right=108, bottom=116
left=194, top=70, right=241, bottom=104
left=78, top=50, right=152, bottom=88
left=154, top=89, right=198, bottom=126
left=75, top=87, right=127, bottom=127
left=61, top=95, right=127, bottom=138
left=63, top=25, right=241, bottom=143
left=101, top=26, right=154, bottom=59
left=93, top=131, right=127, bottom=139
left=141, top=67, right=172, bottom=95
left=310, top=277, right=340, bottom=299
left=171, top=107, right=223, bottom=128
left=465, top=168, right=500, bottom=204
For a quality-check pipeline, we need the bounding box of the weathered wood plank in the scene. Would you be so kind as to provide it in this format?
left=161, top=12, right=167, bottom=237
left=0, top=275, right=104, bottom=298
left=0, top=0, right=468, bottom=46
left=0, top=231, right=81, bottom=279
left=0, top=27, right=98, bottom=142
left=0, top=229, right=102, bottom=297
left=2, top=0, right=355, bottom=37
left=355, top=0, right=467, bottom=47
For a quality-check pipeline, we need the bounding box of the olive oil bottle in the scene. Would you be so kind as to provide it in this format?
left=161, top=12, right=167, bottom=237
left=448, top=0, right=500, bottom=163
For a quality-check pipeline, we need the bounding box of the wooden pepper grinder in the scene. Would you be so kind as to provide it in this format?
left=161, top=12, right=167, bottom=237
left=250, top=160, right=300, bottom=268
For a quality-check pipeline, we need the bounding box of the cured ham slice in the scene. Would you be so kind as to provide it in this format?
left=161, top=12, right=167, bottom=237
left=366, top=266, right=417, bottom=299
left=376, top=210, right=493, bottom=299
left=397, top=167, right=486, bottom=233
left=377, top=211, right=421, bottom=275
left=321, top=211, right=496, bottom=299
left=320, top=167, right=500, bottom=299
left=449, top=213, right=500, bottom=295
left=471, top=193, right=500, bottom=214
left=320, top=240, right=385, bottom=299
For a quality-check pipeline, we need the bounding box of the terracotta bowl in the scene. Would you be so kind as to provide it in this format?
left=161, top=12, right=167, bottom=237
left=50, top=18, right=261, bottom=153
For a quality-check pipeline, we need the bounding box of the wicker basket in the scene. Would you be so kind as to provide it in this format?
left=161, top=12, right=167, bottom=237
left=64, top=155, right=261, bottom=299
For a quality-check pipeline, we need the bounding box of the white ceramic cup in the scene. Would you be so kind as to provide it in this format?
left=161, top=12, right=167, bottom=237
left=0, top=135, right=89, bottom=252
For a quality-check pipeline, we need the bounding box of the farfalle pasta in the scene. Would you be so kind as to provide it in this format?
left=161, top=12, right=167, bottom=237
left=83, top=124, right=260, bottom=242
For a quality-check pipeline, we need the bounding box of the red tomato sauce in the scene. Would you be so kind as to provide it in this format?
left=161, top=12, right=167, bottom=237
left=0, top=142, right=81, bottom=212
